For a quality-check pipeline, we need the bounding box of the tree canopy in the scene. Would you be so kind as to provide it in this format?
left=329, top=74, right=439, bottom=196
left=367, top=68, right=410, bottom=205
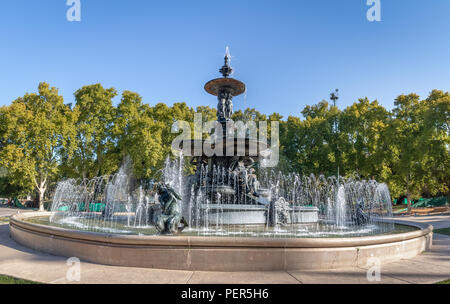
left=0, top=82, right=448, bottom=212
left=0, top=83, right=76, bottom=210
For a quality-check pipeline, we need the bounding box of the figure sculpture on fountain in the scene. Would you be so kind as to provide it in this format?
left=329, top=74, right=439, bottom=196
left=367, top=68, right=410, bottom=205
left=154, top=183, right=188, bottom=235
left=217, top=91, right=227, bottom=121
left=247, top=168, right=259, bottom=196
left=225, top=94, right=233, bottom=120
left=217, top=89, right=234, bottom=122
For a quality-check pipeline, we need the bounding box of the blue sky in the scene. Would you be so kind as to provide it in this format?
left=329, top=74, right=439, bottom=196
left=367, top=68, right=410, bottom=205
left=0, top=0, right=449, bottom=118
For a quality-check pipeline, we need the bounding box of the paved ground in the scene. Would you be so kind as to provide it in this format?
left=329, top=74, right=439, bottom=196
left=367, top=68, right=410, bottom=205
left=0, top=207, right=449, bottom=284
left=0, top=206, right=31, bottom=218
left=396, top=213, right=450, bottom=229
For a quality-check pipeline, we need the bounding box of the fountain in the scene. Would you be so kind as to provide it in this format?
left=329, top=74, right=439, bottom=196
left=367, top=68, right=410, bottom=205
left=9, top=49, right=433, bottom=271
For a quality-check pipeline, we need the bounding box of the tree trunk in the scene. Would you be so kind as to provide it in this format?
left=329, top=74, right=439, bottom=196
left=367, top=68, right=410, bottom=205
left=38, top=190, right=45, bottom=212
left=406, top=189, right=412, bottom=215
left=36, top=178, right=47, bottom=212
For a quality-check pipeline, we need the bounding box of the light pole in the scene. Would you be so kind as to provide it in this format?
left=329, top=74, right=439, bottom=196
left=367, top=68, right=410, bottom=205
left=330, top=89, right=340, bottom=180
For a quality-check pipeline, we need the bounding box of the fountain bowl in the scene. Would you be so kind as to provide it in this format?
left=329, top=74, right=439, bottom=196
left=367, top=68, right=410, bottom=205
left=10, top=212, right=433, bottom=271
left=204, top=78, right=246, bottom=96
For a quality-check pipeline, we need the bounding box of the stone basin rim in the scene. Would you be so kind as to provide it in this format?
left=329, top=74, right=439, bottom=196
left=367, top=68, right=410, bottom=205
left=9, top=212, right=432, bottom=249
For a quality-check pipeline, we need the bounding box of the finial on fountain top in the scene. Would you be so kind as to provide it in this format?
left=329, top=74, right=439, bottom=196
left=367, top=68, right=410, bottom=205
left=204, top=47, right=245, bottom=97
left=219, top=46, right=233, bottom=78
left=330, top=89, right=339, bottom=104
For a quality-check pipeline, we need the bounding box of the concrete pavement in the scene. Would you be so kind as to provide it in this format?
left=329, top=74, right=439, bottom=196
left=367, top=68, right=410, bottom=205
left=0, top=206, right=35, bottom=218
left=0, top=207, right=449, bottom=284
left=395, top=213, right=450, bottom=229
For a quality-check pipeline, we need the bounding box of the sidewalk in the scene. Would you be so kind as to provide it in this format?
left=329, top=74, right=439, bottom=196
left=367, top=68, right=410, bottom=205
left=0, top=209, right=449, bottom=284
left=395, top=213, right=450, bottom=229
left=0, top=206, right=34, bottom=218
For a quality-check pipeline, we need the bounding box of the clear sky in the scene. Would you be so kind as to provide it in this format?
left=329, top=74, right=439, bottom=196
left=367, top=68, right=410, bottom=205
left=1, top=0, right=449, bottom=118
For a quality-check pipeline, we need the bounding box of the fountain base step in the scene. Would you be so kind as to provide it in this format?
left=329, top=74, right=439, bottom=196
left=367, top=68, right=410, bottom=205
left=10, top=212, right=433, bottom=272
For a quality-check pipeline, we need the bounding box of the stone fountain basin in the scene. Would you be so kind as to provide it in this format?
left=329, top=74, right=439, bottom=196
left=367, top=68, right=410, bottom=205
left=10, top=212, right=433, bottom=271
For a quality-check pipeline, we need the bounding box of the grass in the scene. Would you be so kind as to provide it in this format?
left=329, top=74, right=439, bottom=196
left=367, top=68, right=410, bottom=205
left=436, top=279, right=450, bottom=284
left=434, top=227, right=450, bottom=236
left=0, top=274, right=40, bottom=284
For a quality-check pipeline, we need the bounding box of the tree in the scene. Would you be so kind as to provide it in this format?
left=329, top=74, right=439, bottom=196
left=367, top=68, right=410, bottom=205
left=195, top=106, right=216, bottom=121
left=68, top=84, right=118, bottom=179
left=294, top=100, right=341, bottom=176
left=0, top=167, right=30, bottom=198
left=1, top=81, right=448, bottom=213
left=148, top=102, right=195, bottom=157
left=0, top=83, right=76, bottom=211
left=339, top=98, right=390, bottom=180
left=385, top=93, right=431, bottom=213
left=418, top=90, right=449, bottom=197
left=113, top=91, right=164, bottom=179
left=280, top=115, right=303, bottom=173
left=232, top=108, right=267, bottom=122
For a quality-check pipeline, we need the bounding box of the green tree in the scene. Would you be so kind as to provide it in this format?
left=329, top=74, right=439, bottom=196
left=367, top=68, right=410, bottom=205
left=280, top=115, right=303, bottom=172
left=0, top=167, right=29, bottom=198
left=113, top=91, right=164, bottom=178
left=232, top=108, right=267, bottom=122
left=0, top=83, right=76, bottom=210
left=293, top=100, right=341, bottom=176
left=418, top=90, right=449, bottom=197
left=385, top=93, right=432, bottom=213
left=148, top=102, right=195, bottom=156
left=68, top=84, right=118, bottom=179
left=339, top=98, right=390, bottom=180
left=195, top=105, right=217, bottom=123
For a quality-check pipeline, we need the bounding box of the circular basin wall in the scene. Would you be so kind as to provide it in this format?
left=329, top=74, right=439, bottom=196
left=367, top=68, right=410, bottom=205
left=9, top=212, right=433, bottom=271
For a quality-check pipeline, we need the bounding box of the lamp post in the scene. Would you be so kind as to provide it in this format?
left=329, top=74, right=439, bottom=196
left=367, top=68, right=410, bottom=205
left=330, top=89, right=340, bottom=180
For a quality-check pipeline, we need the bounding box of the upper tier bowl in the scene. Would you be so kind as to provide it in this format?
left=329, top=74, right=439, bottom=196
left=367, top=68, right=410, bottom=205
left=204, top=78, right=246, bottom=96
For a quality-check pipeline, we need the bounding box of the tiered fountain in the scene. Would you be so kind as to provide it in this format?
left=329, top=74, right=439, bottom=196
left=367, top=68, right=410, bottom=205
left=9, top=49, right=433, bottom=271
left=176, top=48, right=321, bottom=231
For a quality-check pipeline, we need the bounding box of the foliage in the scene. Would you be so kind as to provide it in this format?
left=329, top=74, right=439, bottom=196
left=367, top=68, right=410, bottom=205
left=339, top=98, right=390, bottom=180
left=113, top=91, right=164, bottom=178
left=384, top=92, right=450, bottom=211
left=0, top=167, right=25, bottom=197
left=65, top=84, right=118, bottom=179
left=0, top=82, right=448, bottom=213
left=0, top=83, right=76, bottom=210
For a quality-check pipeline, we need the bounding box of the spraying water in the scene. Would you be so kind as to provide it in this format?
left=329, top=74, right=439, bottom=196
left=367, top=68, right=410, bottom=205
left=49, top=158, right=394, bottom=238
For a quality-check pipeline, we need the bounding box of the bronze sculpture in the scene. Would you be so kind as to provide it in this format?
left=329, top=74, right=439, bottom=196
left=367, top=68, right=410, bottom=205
left=154, top=183, right=188, bottom=234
